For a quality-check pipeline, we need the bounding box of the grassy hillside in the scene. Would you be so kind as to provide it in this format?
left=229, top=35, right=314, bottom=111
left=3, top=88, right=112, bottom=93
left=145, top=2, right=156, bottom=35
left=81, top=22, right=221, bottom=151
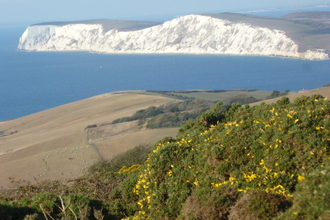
left=251, top=87, right=330, bottom=106
left=0, top=92, right=179, bottom=187
left=0, top=89, right=272, bottom=188
left=0, top=88, right=326, bottom=188
left=143, top=89, right=271, bottom=101
left=33, top=20, right=163, bottom=32
left=281, top=11, right=330, bottom=30
left=1, top=89, right=330, bottom=219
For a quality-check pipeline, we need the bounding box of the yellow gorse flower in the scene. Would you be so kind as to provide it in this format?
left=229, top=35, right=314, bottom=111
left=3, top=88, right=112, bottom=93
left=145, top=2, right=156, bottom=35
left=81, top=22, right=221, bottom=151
left=118, top=164, right=141, bottom=174
left=298, top=175, right=305, bottom=181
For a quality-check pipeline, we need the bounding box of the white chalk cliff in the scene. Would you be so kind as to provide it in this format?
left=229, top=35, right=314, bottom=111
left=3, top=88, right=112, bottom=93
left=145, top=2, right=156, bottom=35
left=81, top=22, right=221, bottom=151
left=18, top=14, right=329, bottom=60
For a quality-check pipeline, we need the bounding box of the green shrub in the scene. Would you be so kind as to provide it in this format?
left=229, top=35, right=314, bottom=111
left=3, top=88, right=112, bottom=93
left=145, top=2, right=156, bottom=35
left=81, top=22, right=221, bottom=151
left=146, top=109, right=207, bottom=129
left=222, top=94, right=259, bottom=107
left=276, top=162, right=330, bottom=220
left=182, top=187, right=238, bottom=220
left=111, top=106, right=164, bottom=124
left=85, top=124, right=97, bottom=129
left=88, top=144, right=152, bottom=174
left=111, top=99, right=215, bottom=128
left=229, top=191, right=291, bottom=220
left=266, top=90, right=290, bottom=99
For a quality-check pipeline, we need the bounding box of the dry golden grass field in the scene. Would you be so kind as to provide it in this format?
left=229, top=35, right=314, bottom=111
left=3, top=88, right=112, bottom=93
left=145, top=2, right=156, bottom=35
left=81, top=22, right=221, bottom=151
left=0, top=92, right=179, bottom=187
left=251, top=87, right=330, bottom=106
left=0, top=87, right=329, bottom=188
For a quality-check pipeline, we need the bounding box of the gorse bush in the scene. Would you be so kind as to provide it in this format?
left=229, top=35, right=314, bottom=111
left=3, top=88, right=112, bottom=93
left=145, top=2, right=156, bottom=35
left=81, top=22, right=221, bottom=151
left=276, top=160, right=330, bottom=220
left=127, top=95, right=330, bottom=219
left=88, top=144, right=152, bottom=174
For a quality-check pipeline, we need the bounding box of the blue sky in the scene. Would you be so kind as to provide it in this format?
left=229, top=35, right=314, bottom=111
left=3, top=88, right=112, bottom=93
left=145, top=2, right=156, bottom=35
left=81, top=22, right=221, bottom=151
left=0, top=0, right=329, bottom=25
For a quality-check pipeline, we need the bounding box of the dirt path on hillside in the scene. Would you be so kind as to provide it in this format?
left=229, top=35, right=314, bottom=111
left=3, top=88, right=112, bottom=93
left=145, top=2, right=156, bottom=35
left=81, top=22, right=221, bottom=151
left=87, top=141, right=104, bottom=160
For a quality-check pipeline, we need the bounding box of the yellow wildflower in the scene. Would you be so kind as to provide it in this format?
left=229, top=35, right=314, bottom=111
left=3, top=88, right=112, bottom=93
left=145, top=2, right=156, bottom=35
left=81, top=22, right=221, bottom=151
left=298, top=175, right=305, bottom=181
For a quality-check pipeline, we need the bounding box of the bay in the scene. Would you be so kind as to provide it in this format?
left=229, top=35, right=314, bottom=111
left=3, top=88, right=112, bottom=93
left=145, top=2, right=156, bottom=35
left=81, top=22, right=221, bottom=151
left=0, top=26, right=330, bottom=121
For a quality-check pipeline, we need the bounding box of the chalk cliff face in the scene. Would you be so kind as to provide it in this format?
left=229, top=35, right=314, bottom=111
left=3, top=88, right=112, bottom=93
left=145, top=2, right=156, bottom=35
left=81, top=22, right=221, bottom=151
left=18, top=14, right=329, bottom=60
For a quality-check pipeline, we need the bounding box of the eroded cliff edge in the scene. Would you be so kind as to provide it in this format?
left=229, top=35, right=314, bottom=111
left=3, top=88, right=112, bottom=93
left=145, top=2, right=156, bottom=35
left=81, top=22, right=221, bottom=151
left=18, top=14, right=329, bottom=60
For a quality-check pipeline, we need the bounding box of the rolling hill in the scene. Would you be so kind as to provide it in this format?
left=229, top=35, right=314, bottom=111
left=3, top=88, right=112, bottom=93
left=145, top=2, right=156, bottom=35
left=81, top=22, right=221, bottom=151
left=0, top=92, right=179, bottom=187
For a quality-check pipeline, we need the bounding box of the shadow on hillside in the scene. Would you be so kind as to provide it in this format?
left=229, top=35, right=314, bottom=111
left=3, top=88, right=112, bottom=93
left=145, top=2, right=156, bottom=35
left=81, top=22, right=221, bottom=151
left=0, top=203, right=36, bottom=220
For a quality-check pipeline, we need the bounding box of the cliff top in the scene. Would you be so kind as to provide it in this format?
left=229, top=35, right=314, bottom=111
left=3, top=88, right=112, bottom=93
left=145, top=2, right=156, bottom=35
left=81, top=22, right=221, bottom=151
left=33, top=19, right=163, bottom=32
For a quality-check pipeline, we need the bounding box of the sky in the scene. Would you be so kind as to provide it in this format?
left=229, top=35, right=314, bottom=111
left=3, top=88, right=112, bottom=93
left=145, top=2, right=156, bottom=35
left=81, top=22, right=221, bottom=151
left=0, top=0, right=329, bottom=26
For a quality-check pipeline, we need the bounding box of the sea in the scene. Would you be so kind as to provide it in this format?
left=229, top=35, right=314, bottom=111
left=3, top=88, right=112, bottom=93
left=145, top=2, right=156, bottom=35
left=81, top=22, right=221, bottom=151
left=1, top=10, right=330, bottom=121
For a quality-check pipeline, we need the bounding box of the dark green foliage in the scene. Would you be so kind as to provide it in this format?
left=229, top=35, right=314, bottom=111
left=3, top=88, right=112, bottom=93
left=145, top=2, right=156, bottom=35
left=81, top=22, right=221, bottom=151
left=218, top=94, right=259, bottom=113
left=0, top=201, right=36, bottom=220
left=176, top=102, right=224, bottom=139
left=85, top=124, right=97, bottom=129
left=229, top=191, right=291, bottom=220
left=223, top=94, right=259, bottom=107
left=198, top=109, right=221, bottom=126
left=88, top=144, right=151, bottom=174
left=111, top=106, right=164, bottom=124
left=146, top=109, right=208, bottom=129
left=266, top=90, right=290, bottom=99
left=111, top=99, right=215, bottom=129
left=276, top=96, right=290, bottom=105
left=107, top=172, right=140, bottom=219
left=182, top=187, right=238, bottom=220
left=276, top=162, right=330, bottom=220
left=174, top=99, right=215, bottom=111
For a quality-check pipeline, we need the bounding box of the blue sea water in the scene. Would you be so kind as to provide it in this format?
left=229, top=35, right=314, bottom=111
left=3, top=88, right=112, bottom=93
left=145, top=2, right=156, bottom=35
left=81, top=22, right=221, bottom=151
left=0, top=26, right=330, bottom=121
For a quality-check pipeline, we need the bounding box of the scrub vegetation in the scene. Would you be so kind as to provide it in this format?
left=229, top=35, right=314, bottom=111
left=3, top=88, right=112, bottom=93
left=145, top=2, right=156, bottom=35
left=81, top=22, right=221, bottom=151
left=111, top=99, right=215, bottom=129
left=1, top=95, right=330, bottom=219
left=108, top=91, right=275, bottom=130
